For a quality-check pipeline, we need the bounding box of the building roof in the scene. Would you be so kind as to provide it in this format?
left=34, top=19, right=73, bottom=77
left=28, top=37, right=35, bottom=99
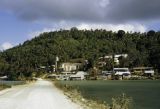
left=76, top=71, right=88, bottom=76
left=0, top=76, right=7, bottom=79
left=133, top=67, right=153, bottom=70
left=62, top=62, right=82, bottom=65
left=70, top=71, right=88, bottom=78
left=114, top=68, right=129, bottom=70
left=61, top=71, right=75, bottom=74
left=115, top=72, right=130, bottom=75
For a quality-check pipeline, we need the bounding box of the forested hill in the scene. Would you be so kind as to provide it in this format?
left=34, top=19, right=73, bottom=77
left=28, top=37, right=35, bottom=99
left=0, top=28, right=160, bottom=80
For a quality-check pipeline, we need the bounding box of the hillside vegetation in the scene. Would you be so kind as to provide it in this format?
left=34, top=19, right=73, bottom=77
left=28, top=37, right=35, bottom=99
left=0, top=28, right=160, bottom=80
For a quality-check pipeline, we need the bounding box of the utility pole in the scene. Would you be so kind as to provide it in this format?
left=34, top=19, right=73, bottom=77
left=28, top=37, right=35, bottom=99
left=55, top=56, right=59, bottom=73
left=112, top=39, right=115, bottom=80
left=112, top=54, right=115, bottom=73
left=112, top=39, right=115, bottom=73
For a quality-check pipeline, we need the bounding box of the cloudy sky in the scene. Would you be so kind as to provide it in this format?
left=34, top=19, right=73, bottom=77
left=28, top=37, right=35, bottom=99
left=0, top=0, right=160, bottom=50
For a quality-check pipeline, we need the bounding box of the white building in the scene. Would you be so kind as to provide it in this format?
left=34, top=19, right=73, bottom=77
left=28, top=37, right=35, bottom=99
left=133, top=67, right=155, bottom=76
left=114, top=54, right=128, bottom=65
left=113, top=68, right=131, bottom=80
left=70, top=71, right=88, bottom=80
left=113, top=68, right=131, bottom=76
left=99, top=54, right=128, bottom=65
left=61, top=63, right=83, bottom=72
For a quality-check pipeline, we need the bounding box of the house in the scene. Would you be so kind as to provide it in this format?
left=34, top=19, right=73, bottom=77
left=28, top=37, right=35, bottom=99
left=60, top=62, right=83, bottom=72
left=132, top=67, right=154, bottom=77
left=101, top=71, right=113, bottom=80
left=114, top=54, right=128, bottom=65
left=102, top=71, right=113, bottom=75
left=114, top=68, right=130, bottom=75
left=0, top=76, right=7, bottom=80
left=98, top=54, right=128, bottom=67
left=47, top=73, right=71, bottom=80
left=40, top=66, right=46, bottom=69
left=61, top=71, right=75, bottom=75
left=113, top=68, right=131, bottom=80
left=70, top=71, right=89, bottom=80
left=47, top=74, right=59, bottom=79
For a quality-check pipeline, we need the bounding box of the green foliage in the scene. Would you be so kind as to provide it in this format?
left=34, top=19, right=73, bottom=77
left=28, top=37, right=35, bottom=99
left=0, top=29, right=160, bottom=79
left=0, top=53, right=9, bottom=76
left=7, top=71, right=18, bottom=80
left=117, top=30, right=125, bottom=38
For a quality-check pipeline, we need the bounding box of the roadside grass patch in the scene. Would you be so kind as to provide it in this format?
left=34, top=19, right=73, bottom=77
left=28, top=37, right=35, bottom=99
left=0, top=84, right=11, bottom=90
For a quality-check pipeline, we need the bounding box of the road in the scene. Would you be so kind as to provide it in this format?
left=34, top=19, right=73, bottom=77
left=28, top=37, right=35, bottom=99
left=0, top=79, right=82, bottom=109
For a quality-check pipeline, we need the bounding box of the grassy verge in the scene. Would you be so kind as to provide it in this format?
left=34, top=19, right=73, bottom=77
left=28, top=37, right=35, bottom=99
left=0, top=84, right=11, bottom=91
left=54, top=81, right=132, bottom=109
left=0, top=79, right=34, bottom=90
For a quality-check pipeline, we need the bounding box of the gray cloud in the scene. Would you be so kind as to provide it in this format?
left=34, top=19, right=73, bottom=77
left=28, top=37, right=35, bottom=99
left=0, top=0, right=160, bottom=23
left=106, top=0, right=160, bottom=23
left=0, top=0, right=104, bottom=22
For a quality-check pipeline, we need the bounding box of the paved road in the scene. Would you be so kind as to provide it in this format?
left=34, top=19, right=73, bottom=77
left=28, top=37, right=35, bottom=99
left=0, top=79, right=82, bottom=109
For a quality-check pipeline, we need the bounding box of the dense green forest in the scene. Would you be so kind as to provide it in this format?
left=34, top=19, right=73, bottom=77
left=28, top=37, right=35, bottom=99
left=0, top=28, right=160, bottom=80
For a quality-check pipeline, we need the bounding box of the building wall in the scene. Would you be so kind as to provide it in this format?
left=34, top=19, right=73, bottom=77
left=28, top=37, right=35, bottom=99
left=61, top=63, right=82, bottom=72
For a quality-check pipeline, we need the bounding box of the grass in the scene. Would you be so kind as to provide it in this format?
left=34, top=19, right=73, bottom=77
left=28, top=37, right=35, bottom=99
left=57, top=80, right=160, bottom=109
left=0, top=80, right=26, bottom=86
left=0, top=80, right=27, bottom=91
left=0, top=84, right=11, bottom=91
left=55, top=81, right=132, bottom=109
